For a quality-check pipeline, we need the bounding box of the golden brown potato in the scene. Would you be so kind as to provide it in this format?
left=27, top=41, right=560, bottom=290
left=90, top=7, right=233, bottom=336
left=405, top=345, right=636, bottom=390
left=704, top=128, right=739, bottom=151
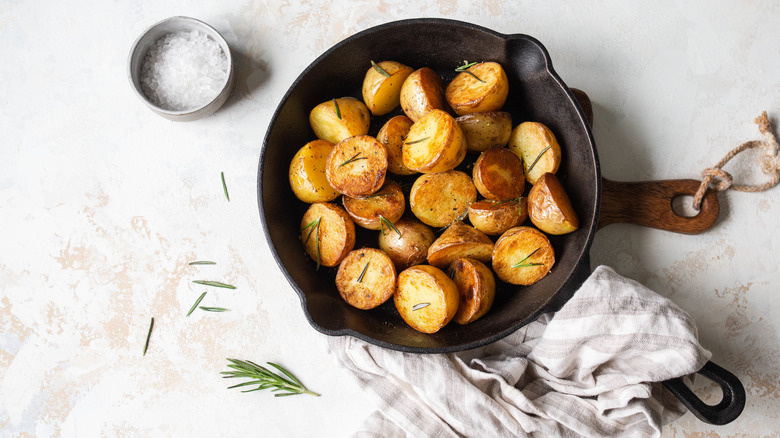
left=449, top=258, right=496, bottom=325
left=376, top=115, right=416, bottom=176
left=492, top=226, right=555, bottom=285
left=409, top=170, right=477, bottom=228
left=472, top=147, right=525, bottom=200
left=342, top=181, right=405, bottom=230
left=507, top=121, right=562, bottom=185
left=362, top=61, right=415, bottom=116
left=378, top=218, right=436, bottom=271
left=467, top=198, right=528, bottom=236
left=426, top=221, right=494, bottom=269
left=325, top=135, right=388, bottom=197
left=300, top=203, right=356, bottom=268
left=399, top=67, right=446, bottom=122
left=527, top=172, right=579, bottom=235
left=335, top=248, right=397, bottom=310
left=456, top=111, right=512, bottom=153
left=445, top=62, right=509, bottom=116
left=309, top=97, right=371, bottom=144
left=395, top=264, right=459, bottom=333
left=402, top=109, right=467, bottom=174
left=289, top=139, right=340, bottom=203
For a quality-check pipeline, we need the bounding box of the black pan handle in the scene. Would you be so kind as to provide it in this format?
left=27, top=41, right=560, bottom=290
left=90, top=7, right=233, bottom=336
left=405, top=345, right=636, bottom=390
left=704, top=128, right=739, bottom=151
left=662, top=361, right=746, bottom=425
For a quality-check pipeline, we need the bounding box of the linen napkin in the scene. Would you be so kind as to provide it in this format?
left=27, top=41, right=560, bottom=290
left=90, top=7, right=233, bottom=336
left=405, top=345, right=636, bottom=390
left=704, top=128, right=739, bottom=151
left=327, top=265, right=711, bottom=437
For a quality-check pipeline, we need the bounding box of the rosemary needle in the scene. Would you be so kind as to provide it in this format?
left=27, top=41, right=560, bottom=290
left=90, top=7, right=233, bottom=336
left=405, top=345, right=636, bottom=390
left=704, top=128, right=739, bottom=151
left=189, top=260, right=216, bottom=265
left=193, top=280, right=236, bottom=289
left=143, top=317, right=154, bottom=356
left=221, top=171, right=230, bottom=202
left=412, top=303, right=430, bottom=311
left=222, top=359, right=320, bottom=397
left=200, top=306, right=230, bottom=312
left=370, top=60, right=391, bottom=77
left=186, top=292, right=208, bottom=317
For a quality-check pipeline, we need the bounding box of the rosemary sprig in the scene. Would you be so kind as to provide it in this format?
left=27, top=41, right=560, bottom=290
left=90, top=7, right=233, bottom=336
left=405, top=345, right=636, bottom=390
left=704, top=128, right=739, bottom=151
left=186, top=292, right=208, bottom=317
left=332, top=98, right=341, bottom=119
left=455, top=60, right=485, bottom=83
left=143, top=317, right=154, bottom=356
left=526, top=145, right=552, bottom=173
left=222, top=359, right=320, bottom=397
left=339, top=152, right=367, bottom=168
left=189, top=260, right=216, bottom=265
left=357, top=261, right=370, bottom=283
left=512, top=247, right=544, bottom=268
left=371, top=60, right=391, bottom=77
left=200, top=306, right=230, bottom=312
left=379, top=215, right=402, bottom=237
left=192, top=280, right=236, bottom=289
left=302, top=217, right=322, bottom=270
left=412, top=303, right=430, bottom=311
left=405, top=136, right=430, bottom=145
left=221, top=171, right=230, bottom=201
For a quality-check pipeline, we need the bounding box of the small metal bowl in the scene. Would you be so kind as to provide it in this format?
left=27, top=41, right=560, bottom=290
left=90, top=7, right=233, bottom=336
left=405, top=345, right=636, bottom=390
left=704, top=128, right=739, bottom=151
left=128, top=16, right=235, bottom=121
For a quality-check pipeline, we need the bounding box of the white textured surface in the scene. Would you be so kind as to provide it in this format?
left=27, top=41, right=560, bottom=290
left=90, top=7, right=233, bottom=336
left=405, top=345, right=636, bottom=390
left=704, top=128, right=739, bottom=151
left=1, top=1, right=779, bottom=436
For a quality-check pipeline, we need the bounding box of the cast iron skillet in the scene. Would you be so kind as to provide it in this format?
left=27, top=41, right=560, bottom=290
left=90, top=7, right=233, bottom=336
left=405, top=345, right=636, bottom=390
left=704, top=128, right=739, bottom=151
left=258, top=18, right=744, bottom=425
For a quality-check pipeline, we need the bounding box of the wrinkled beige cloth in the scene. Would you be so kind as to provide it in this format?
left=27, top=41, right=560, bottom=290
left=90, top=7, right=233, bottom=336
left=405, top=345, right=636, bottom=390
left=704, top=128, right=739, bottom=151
left=328, top=265, right=711, bottom=437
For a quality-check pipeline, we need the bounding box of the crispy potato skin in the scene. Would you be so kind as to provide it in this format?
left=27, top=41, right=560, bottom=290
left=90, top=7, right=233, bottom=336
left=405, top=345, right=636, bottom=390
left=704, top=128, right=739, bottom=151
left=456, top=111, right=512, bottom=153
left=508, top=121, right=562, bottom=185
left=472, top=147, right=525, bottom=200
left=409, top=170, right=477, bottom=228
left=336, top=248, right=397, bottom=310
left=449, top=258, right=496, bottom=325
left=492, top=226, right=555, bottom=285
left=427, top=221, right=494, bottom=269
left=399, top=67, right=446, bottom=122
left=289, top=140, right=340, bottom=203
left=403, top=109, right=467, bottom=173
left=309, top=97, right=371, bottom=144
left=468, top=198, right=527, bottom=236
left=325, top=135, right=388, bottom=197
left=300, top=203, right=356, bottom=268
left=378, top=218, right=435, bottom=271
left=395, top=265, right=459, bottom=333
left=342, top=181, right=405, bottom=230
left=362, top=61, right=414, bottom=116
left=376, top=115, right=416, bottom=176
left=445, top=62, right=509, bottom=116
left=527, top=172, right=580, bottom=235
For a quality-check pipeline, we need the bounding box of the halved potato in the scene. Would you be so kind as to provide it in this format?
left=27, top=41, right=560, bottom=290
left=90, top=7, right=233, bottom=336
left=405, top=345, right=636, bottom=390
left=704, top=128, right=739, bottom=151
left=449, top=258, right=496, bottom=325
left=376, top=115, right=416, bottom=176
left=289, top=139, right=340, bottom=203
left=402, top=109, right=467, bottom=173
left=456, top=111, right=512, bottom=153
left=409, top=170, right=477, bottom=228
left=472, top=147, right=525, bottom=200
left=342, top=181, right=405, bottom=230
left=362, top=61, right=415, bottom=116
left=426, top=221, right=493, bottom=269
left=395, top=264, right=459, bottom=334
left=325, top=135, right=388, bottom=197
left=335, top=248, right=397, bottom=310
left=300, top=203, right=356, bottom=268
left=468, top=198, right=528, bottom=236
left=445, top=62, right=509, bottom=116
left=527, top=172, right=579, bottom=235
left=507, top=121, right=562, bottom=185
left=492, top=226, right=555, bottom=285
left=399, top=67, right=446, bottom=122
left=378, top=218, right=436, bottom=271
left=309, top=97, right=371, bottom=144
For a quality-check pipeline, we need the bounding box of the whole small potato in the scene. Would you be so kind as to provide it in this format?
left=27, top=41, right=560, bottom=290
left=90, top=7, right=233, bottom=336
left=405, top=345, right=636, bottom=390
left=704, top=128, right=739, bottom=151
left=362, top=61, right=415, bottom=116
left=289, top=139, right=340, bottom=203
left=508, top=121, right=562, bottom=185
left=468, top=198, right=528, bottom=236
left=300, top=203, right=356, bottom=268
left=395, top=264, right=460, bottom=334
left=456, top=111, right=512, bottom=153
left=402, top=109, right=467, bottom=174
left=310, top=97, right=371, bottom=144
left=445, top=62, right=509, bottom=116
left=427, top=221, right=494, bottom=269
left=472, top=147, right=525, bottom=201
left=527, top=172, right=579, bottom=235
left=399, top=67, right=446, bottom=122
left=449, top=258, right=496, bottom=325
left=342, top=181, right=405, bottom=230
left=325, top=135, right=388, bottom=197
left=378, top=218, right=435, bottom=271
left=336, top=248, right=397, bottom=310
left=409, top=170, right=477, bottom=228
left=492, top=226, right=555, bottom=285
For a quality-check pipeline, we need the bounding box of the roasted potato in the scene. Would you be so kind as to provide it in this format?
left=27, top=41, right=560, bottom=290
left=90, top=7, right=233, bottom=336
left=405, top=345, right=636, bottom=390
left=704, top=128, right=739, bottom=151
left=335, top=248, right=397, bottom=310
left=445, top=62, right=509, bottom=116
left=508, top=121, right=562, bottom=185
left=399, top=67, right=446, bottom=122
left=376, top=115, right=416, bottom=176
left=527, top=172, right=579, bottom=235
left=309, top=97, right=371, bottom=144
left=456, top=111, right=512, bottom=153
left=378, top=218, right=436, bottom=271
left=491, top=226, right=555, bottom=285
left=342, top=181, right=405, bottom=230
left=427, top=221, right=494, bottom=269
left=402, top=109, right=467, bottom=173
left=468, top=198, right=528, bottom=236
left=289, top=139, right=340, bottom=203
left=325, top=135, right=388, bottom=197
left=300, top=202, right=356, bottom=268
left=449, top=258, right=496, bottom=325
left=409, top=170, right=477, bottom=228
left=472, top=147, right=525, bottom=200
left=362, top=61, right=415, bottom=116
left=395, top=264, right=459, bottom=334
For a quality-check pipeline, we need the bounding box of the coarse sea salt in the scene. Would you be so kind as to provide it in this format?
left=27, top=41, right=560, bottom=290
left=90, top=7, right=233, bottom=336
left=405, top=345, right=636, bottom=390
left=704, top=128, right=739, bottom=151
left=140, top=30, right=228, bottom=111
